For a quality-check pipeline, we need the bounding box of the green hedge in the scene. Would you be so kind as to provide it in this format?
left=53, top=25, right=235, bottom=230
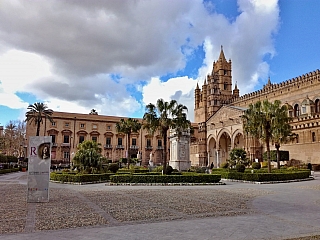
left=0, top=168, right=20, bottom=174
left=50, top=172, right=114, bottom=183
left=110, top=174, right=221, bottom=184
left=220, top=170, right=310, bottom=182
left=117, top=168, right=149, bottom=174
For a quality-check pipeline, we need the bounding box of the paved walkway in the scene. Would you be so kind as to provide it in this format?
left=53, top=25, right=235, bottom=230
left=1, top=171, right=320, bottom=240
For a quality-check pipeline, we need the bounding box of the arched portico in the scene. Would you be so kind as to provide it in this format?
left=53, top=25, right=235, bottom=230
left=233, top=131, right=245, bottom=149
left=207, top=135, right=216, bottom=167
left=217, top=131, right=232, bottom=167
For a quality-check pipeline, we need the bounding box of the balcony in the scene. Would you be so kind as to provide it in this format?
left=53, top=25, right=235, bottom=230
left=116, top=145, right=124, bottom=149
left=60, top=143, right=70, bottom=147
left=145, top=146, right=153, bottom=150
left=52, top=143, right=58, bottom=147
left=104, top=144, right=113, bottom=149
left=130, top=145, right=139, bottom=150
left=157, top=146, right=164, bottom=150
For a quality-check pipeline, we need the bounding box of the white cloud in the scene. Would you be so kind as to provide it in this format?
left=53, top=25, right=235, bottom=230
left=0, top=0, right=280, bottom=124
left=141, top=0, right=280, bottom=121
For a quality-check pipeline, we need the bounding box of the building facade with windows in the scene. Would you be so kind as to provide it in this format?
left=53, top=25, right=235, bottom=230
left=25, top=48, right=320, bottom=168
left=191, top=47, right=320, bottom=167
left=25, top=112, right=186, bottom=166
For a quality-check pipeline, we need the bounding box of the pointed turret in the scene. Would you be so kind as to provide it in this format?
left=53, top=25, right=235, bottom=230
left=233, top=81, right=239, bottom=98
left=195, top=82, right=201, bottom=109
left=267, top=76, right=271, bottom=86
left=218, top=45, right=227, bottom=62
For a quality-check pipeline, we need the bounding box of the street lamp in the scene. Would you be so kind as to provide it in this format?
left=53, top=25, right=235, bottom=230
left=69, top=136, right=73, bottom=167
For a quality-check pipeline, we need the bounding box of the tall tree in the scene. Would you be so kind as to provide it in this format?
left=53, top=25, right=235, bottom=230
left=4, top=122, right=16, bottom=156
left=25, top=102, right=54, bottom=136
left=242, top=100, right=291, bottom=173
left=73, top=140, right=102, bottom=172
left=115, top=118, right=141, bottom=168
left=271, top=104, right=293, bottom=169
left=143, top=99, right=191, bottom=174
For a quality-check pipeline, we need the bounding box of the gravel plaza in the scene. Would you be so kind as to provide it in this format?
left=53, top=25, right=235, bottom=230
left=1, top=171, right=320, bottom=240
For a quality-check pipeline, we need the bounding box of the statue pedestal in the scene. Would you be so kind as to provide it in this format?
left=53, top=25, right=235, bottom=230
left=169, top=129, right=191, bottom=171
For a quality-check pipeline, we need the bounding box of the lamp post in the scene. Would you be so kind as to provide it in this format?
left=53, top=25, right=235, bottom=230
left=69, top=136, right=73, bottom=167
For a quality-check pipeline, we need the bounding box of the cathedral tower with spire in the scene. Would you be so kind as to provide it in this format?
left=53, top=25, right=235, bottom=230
left=193, top=46, right=239, bottom=166
left=194, top=46, right=239, bottom=123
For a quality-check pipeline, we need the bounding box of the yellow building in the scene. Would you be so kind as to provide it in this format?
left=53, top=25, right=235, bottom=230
left=192, top=48, right=320, bottom=167
left=25, top=112, right=181, bottom=167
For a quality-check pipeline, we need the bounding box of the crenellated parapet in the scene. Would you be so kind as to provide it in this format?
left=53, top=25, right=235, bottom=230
left=232, top=69, right=320, bottom=104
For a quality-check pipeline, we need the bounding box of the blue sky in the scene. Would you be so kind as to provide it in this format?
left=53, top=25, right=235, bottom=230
left=0, top=0, right=320, bottom=126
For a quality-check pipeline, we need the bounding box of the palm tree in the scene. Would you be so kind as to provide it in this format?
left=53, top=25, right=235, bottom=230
left=143, top=99, right=191, bottom=174
left=25, top=102, right=54, bottom=136
left=271, top=103, right=293, bottom=169
left=115, top=118, right=141, bottom=168
left=73, top=140, right=102, bottom=172
left=242, top=99, right=291, bottom=173
left=4, top=122, right=16, bottom=156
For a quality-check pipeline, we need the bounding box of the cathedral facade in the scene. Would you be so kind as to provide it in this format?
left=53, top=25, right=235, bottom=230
left=191, top=48, right=320, bottom=167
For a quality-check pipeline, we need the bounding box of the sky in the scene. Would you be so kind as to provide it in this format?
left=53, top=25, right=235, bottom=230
left=1, top=0, right=320, bottom=126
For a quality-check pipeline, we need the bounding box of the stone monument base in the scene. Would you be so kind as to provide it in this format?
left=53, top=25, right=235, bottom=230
left=169, top=160, right=191, bottom=171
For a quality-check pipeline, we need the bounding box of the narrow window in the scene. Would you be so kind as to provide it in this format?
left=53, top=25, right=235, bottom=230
left=50, top=135, right=56, bottom=143
left=294, top=104, right=300, bottom=117
left=79, top=136, right=85, bottom=143
left=63, top=135, right=69, bottom=143
left=63, top=151, right=70, bottom=159
left=315, top=99, right=320, bottom=113
left=312, top=132, right=316, bottom=142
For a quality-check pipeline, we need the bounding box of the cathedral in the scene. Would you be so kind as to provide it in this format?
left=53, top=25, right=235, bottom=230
left=190, top=47, right=320, bottom=167
left=24, top=48, right=320, bottom=168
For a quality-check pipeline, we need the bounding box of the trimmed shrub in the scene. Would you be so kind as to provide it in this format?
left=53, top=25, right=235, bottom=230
left=165, top=165, right=173, bottom=174
left=0, top=168, right=20, bottom=174
left=50, top=172, right=114, bottom=183
left=235, top=164, right=245, bottom=173
left=220, top=169, right=310, bottom=182
left=252, top=162, right=261, bottom=169
left=6, top=155, right=18, bottom=163
left=110, top=174, right=221, bottom=184
left=117, top=168, right=149, bottom=174
left=0, top=154, right=7, bottom=163
left=108, top=163, right=119, bottom=173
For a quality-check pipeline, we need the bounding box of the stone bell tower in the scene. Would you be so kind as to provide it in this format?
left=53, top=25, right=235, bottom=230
left=192, top=46, right=239, bottom=166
